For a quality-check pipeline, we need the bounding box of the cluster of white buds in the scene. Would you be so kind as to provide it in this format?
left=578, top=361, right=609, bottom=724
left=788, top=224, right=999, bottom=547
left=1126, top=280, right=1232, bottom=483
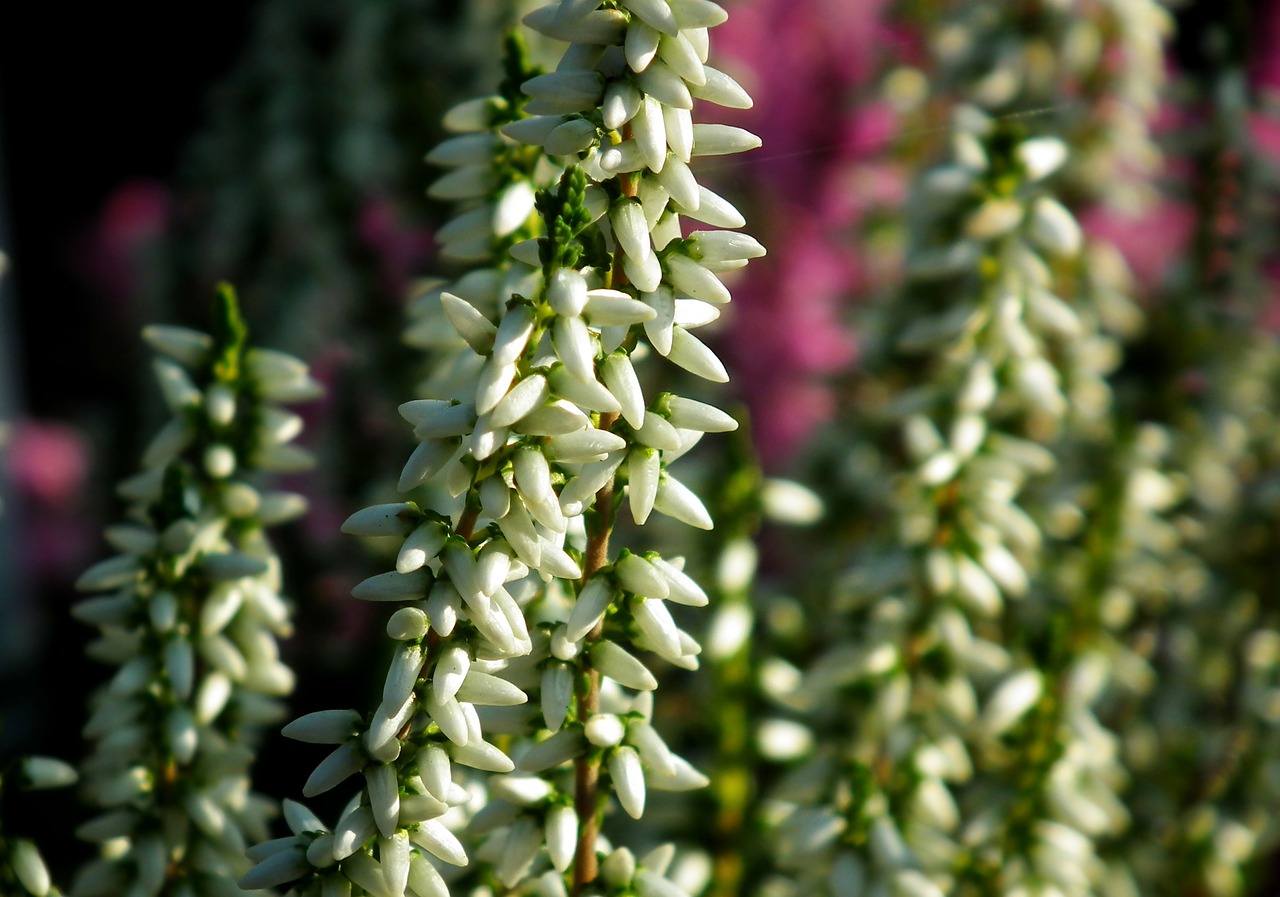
left=0, top=757, right=79, bottom=896
left=921, top=0, right=1172, bottom=210
left=1062, top=42, right=1280, bottom=894
left=242, top=2, right=760, bottom=896
left=404, top=32, right=549, bottom=402
left=757, top=101, right=1120, bottom=897
left=1109, top=294, right=1280, bottom=892
left=71, top=286, right=319, bottom=897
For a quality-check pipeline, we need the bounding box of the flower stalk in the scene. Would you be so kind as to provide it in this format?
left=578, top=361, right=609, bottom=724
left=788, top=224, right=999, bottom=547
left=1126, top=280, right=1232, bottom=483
left=70, top=285, right=319, bottom=897
left=753, top=1, right=1171, bottom=892
left=242, top=2, right=760, bottom=896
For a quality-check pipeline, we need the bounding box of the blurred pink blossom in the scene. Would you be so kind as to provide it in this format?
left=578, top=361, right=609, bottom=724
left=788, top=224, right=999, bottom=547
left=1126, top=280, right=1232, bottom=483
left=1251, top=0, right=1280, bottom=323
left=712, top=0, right=896, bottom=467
left=1251, top=0, right=1280, bottom=94
left=1079, top=200, right=1196, bottom=292
left=358, top=197, right=435, bottom=299
left=6, top=420, right=89, bottom=506
left=83, top=179, right=172, bottom=304
left=4, top=419, right=97, bottom=579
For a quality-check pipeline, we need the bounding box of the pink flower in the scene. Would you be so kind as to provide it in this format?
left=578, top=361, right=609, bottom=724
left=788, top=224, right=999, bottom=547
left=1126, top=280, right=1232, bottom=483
left=4, top=419, right=97, bottom=581
left=83, top=180, right=172, bottom=303
left=358, top=196, right=435, bottom=298
left=725, top=211, right=858, bottom=466
left=5, top=420, right=90, bottom=506
left=1078, top=199, right=1195, bottom=292
left=709, top=0, right=898, bottom=467
left=1251, top=0, right=1280, bottom=94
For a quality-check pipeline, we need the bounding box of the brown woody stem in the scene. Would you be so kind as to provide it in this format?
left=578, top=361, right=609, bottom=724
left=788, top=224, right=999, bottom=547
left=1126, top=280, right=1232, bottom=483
left=572, top=411, right=620, bottom=897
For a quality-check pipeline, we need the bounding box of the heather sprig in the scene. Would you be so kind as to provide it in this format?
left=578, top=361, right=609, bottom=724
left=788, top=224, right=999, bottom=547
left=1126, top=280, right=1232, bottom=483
left=241, top=3, right=760, bottom=896
left=751, top=10, right=1160, bottom=889
left=1099, top=35, right=1280, bottom=893
left=70, top=286, right=319, bottom=897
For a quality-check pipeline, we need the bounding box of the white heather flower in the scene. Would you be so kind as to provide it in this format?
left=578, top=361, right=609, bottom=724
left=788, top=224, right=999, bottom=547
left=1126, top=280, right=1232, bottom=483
left=74, top=287, right=316, bottom=895
left=245, top=6, right=756, bottom=895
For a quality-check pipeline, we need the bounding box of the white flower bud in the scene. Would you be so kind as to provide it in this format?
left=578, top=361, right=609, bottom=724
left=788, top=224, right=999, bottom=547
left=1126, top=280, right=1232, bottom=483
left=609, top=746, right=646, bottom=818
left=1016, top=137, right=1069, bottom=181
left=617, top=553, right=671, bottom=599
left=634, top=94, right=668, bottom=171
left=424, top=688, right=470, bottom=746
left=10, top=839, right=51, bottom=896
left=566, top=577, right=616, bottom=642
left=408, top=819, right=468, bottom=867
left=603, top=79, right=643, bottom=130
left=653, top=473, right=714, bottom=530
left=541, top=663, right=576, bottom=733
left=664, top=327, right=728, bottom=382
left=494, top=180, right=539, bottom=236
left=691, top=65, right=752, bottom=109
left=591, top=640, right=659, bottom=690
left=239, top=846, right=310, bottom=892
left=682, top=185, right=744, bottom=228
left=586, top=713, right=627, bottom=747
left=518, top=729, right=586, bottom=773
left=514, top=447, right=568, bottom=533
left=456, top=671, right=528, bottom=706
left=430, top=165, right=498, bottom=200
left=142, top=324, right=213, bottom=367
left=545, top=804, right=579, bottom=873
left=981, top=669, right=1044, bottom=737
left=1028, top=196, right=1082, bottom=256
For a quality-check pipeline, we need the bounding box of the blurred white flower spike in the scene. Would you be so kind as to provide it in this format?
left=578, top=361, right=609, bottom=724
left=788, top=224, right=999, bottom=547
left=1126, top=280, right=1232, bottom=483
left=245, top=2, right=756, bottom=895
left=71, top=285, right=319, bottom=897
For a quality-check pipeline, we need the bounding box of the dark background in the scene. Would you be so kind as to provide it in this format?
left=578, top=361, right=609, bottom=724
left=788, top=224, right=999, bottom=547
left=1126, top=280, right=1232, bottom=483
left=1, top=3, right=258, bottom=415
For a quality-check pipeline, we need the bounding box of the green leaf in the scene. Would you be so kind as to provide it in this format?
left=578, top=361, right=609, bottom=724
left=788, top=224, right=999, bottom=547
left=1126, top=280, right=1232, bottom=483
left=211, top=282, right=249, bottom=384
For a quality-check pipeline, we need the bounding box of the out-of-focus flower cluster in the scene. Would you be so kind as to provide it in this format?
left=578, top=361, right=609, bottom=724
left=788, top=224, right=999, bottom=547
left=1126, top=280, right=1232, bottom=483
left=70, top=289, right=319, bottom=897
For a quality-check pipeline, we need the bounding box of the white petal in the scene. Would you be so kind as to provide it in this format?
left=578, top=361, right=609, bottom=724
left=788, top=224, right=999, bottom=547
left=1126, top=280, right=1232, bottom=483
left=690, top=65, right=752, bottom=109
left=608, top=746, right=646, bottom=818
left=522, top=70, right=606, bottom=113
left=664, top=395, right=736, bottom=432
left=634, top=95, right=668, bottom=172
left=591, top=640, right=658, bottom=690
left=678, top=185, right=745, bottom=228
left=663, top=105, right=693, bottom=162
left=542, top=663, right=576, bottom=733
left=611, top=199, right=652, bottom=265
left=517, top=729, right=586, bottom=773
left=637, top=60, right=692, bottom=109
left=493, top=304, right=537, bottom=366
left=603, top=80, right=643, bottom=130
left=553, top=315, right=598, bottom=383
left=653, top=473, right=713, bottom=529
left=545, top=804, right=579, bottom=872
left=514, top=447, right=568, bottom=533
left=623, top=248, right=663, bottom=292
left=626, top=18, right=661, bottom=72
left=494, top=180, right=538, bottom=236
left=601, top=353, right=646, bottom=428
left=658, top=31, right=706, bottom=85
left=434, top=646, right=471, bottom=701
left=654, top=155, right=700, bottom=209
left=566, top=577, right=617, bottom=642
left=665, top=327, right=728, bottom=381
left=641, top=286, right=676, bottom=354
left=408, top=819, right=468, bottom=866
left=627, top=448, right=661, bottom=525
left=548, top=268, right=589, bottom=317
left=549, top=365, right=623, bottom=413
